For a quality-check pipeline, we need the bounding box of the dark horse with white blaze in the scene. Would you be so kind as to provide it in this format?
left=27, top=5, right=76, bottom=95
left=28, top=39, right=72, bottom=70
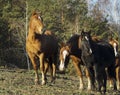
left=26, top=11, right=58, bottom=85
left=59, top=34, right=94, bottom=90
left=79, top=31, right=117, bottom=94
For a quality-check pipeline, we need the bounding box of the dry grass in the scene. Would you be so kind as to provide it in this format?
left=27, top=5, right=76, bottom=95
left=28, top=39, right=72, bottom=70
left=0, top=68, right=120, bottom=95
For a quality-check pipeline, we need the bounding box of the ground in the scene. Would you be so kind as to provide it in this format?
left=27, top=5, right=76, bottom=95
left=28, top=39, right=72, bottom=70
left=0, top=68, right=120, bottom=95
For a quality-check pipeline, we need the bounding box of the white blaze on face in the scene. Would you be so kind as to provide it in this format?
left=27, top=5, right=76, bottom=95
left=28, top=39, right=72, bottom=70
left=85, top=36, right=92, bottom=54
left=59, top=50, right=68, bottom=71
left=113, top=43, right=117, bottom=56
left=85, top=36, right=89, bottom=41
left=37, top=16, right=43, bottom=34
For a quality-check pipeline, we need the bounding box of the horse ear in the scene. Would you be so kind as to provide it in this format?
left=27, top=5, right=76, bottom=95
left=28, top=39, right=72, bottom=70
left=32, top=10, right=42, bottom=16
left=32, top=11, right=37, bottom=16
left=88, top=30, right=91, bottom=35
left=80, top=29, right=84, bottom=36
left=67, top=43, right=71, bottom=50
left=66, top=44, right=71, bottom=52
left=39, top=11, right=42, bottom=16
left=59, top=42, right=65, bottom=48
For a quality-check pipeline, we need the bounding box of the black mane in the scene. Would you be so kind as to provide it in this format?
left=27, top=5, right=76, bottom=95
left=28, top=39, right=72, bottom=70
left=67, top=34, right=81, bottom=58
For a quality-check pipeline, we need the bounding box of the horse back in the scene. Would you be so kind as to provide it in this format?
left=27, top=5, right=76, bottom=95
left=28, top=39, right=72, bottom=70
left=37, top=34, right=58, bottom=57
left=96, top=42, right=115, bottom=64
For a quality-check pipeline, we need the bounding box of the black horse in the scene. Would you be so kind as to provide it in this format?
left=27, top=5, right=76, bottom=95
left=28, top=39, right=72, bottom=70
left=79, top=31, right=117, bottom=94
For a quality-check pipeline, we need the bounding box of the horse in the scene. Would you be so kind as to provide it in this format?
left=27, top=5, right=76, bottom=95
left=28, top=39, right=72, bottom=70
left=26, top=11, right=58, bottom=85
left=79, top=31, right=117, bottom=94
left=109, top=37, right=120, bottom=90
left=59, top=34, right=94, bottom=90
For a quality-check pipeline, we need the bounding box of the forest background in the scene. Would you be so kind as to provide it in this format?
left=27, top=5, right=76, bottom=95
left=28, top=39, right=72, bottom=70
left=0, top=0, right=119, bottom=69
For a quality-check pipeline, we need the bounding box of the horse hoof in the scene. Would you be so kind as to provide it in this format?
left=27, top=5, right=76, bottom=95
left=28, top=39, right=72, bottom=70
left=79, top=87, right=84, bottom=90
left=41, top=81, right=46, bottom=85
left=51, top=77, right=55, bottom=83
left=110, top=84, right=113, bottom=88
left=34, top=79, right=39, bottom=85
left=35, top=82, right=39, bottom=85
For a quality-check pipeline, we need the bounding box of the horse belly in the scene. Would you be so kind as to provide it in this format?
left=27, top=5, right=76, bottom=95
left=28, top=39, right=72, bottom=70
left=41, top=39, right=58, bottom=57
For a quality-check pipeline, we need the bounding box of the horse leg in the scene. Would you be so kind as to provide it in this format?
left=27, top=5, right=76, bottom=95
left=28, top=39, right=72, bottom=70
left=116, top=66, right=120, bottom=90
left=116, top=58, right=120, bottom=90
left=51, top=55, right=57, bottom=83
left=103, top=68, right=107, bottom=94
left=39, top=53, right=46, bottom=85
left=27, top=52, right=39, bottom=85
left=49, top=63, right=56, bottom=83
left=94, top=64, right=102, bottom=93
left=51, top=63, right=56, bottom=83
left=109, top=79, right=113, bottom=88
left=44, top=60, right=49, bottom=82
left=85, top=68, right=91, bottom=90
left=49, top=57, right=56, bottom=83
left=72, top=60, right=84, bottom=90
left=86, top=66, right=96, bottom=91
left=108, top=65, right=117, bottom=90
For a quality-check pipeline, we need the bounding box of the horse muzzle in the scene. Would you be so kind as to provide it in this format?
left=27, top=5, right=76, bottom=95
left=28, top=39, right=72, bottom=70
left=59, top=62, right=65, bottom=71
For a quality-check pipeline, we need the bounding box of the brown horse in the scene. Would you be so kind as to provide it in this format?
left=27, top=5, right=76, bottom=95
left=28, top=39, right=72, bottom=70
left=109, top=37, right=120, bottom=90
left=26, top=11, right=58, bottom=85
left=59, top=35, right=94, bottom=90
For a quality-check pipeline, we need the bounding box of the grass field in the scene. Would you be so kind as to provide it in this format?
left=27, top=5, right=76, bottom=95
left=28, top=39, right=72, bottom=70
left=0, top=68, right=120, bottom=95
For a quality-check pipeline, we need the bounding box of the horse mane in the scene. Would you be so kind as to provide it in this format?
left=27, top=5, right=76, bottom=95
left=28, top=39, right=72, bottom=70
left=67, top=34, right=81, bottom=58
left=44, top=30, right=55, bottom=36
left=92, top=36, right=102, bottom=43
left=67, top=34, right=80, bottom=44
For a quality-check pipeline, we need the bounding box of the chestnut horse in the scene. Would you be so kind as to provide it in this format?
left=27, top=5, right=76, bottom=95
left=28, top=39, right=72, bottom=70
left=59, top=34, right=94, bottom=90
left=109, top=37, right=120, bottom=90
left=79, top=31, right=117, bottom=94
left=26, top=12, right=58, bottom=85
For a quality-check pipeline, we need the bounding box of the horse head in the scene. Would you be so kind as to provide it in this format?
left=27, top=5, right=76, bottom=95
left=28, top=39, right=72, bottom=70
left=59, top=43, right=71, bottom=71
left=109, top=37, right=119, bottom=57
left=79, top=31, right=93, bottom=56
left=29, top=11, right=44, bottom=34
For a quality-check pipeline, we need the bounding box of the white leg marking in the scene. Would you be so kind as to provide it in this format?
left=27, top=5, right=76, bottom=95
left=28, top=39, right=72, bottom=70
left=87, top=77, right=91, bottom=90
left=41, top=72, right=45, bottom=85
left=79, top=77, right=84, bottom=90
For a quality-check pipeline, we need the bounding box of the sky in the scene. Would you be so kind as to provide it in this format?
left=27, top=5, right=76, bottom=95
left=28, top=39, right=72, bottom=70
left=87, top=0, right=120, bottom=24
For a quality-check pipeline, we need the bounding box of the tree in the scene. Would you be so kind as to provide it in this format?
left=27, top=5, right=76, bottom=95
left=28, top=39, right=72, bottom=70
left=0, top=18, right=10, bottom=49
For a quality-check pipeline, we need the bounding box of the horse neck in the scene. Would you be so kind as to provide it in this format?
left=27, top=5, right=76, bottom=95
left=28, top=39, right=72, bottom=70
left=27, top=28, right=37, bottom=41
left=90, top=38, right=97, bottom=50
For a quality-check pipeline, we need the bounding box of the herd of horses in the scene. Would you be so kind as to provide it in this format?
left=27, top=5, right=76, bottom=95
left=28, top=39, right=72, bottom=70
left=26, top=11, right=120, bottom=94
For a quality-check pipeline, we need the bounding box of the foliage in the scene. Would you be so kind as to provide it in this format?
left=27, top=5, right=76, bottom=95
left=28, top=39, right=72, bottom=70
left=0, top=0, right=119, bottom=68
left=0, top=0, right=26, bottom=67
left=0, top=18, right=10, bottom=49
